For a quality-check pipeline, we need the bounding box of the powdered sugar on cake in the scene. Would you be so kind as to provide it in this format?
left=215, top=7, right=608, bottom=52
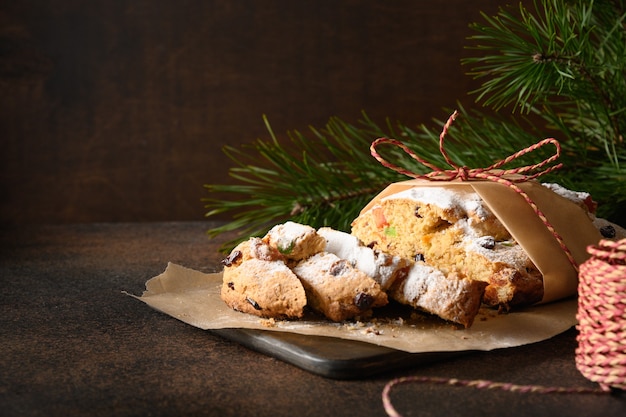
left=317, top=227, right=408, bottom=290
left=248, top=237, right=281, bottom=261
left=542, top=183, right=591, bottom=206
left=292, top=252, right=360, bottom=283
left=464, top=236, right=530, bottom=269
left=383, top=186, right=491, bottom=221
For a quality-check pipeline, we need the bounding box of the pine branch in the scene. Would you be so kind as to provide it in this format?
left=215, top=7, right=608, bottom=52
left=462, top=0, right=626, bottom=220
left=203, top=114, right=406, bottom=252
left=463, top=0, right=626, bottom=164
left=203, top=0, right=626, bottom=253
left=203, top=110, right=549, bottom=253
left=204, top=105, right=606, bottom=252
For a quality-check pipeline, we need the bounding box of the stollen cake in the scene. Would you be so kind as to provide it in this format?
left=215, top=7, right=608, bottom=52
left=292, top=252, right=388, bottom=321
left=350, top=185, right=544, bottom=309
left=220, top=225, right=389, bottom=322
left=318, top=226, right=485, bottom=327
left=220, top=237, right=307, bottom=319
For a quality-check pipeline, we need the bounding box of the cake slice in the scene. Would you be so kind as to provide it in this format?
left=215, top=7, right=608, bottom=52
left=220, top=238, right=307, bottom=319
left=263, top=221, right=326, bottom=262
left=292, top=252, right=388, bottom=322
left=317, top=227, right=410, bottom=290
left=388, top=261, right=487, bottom=328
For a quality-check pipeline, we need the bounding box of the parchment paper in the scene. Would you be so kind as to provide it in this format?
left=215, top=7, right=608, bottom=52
left=131, top=262, right=578, bottom=354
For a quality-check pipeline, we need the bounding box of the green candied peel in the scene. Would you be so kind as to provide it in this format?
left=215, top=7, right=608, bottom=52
left=384, top=226, right=397, bottom=237
left=278, top=240, right=295, bottom=254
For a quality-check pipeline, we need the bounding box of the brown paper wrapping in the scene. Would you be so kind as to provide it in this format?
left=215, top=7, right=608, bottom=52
left=359, top=178, right=602, bottom=303
left=131, top=262, right=577, bottom=354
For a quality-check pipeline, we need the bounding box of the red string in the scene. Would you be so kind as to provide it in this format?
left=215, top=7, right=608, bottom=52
left=382, top=375, right=607, bottom=417
left=370, top=110, right=578, bottom=271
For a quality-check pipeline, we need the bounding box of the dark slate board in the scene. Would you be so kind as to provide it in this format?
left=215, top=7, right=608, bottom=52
left=211, top=328, right=467, bottom=379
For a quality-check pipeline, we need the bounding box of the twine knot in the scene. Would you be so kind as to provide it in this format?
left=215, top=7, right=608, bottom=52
left=455, top=166, right=470, bottom=181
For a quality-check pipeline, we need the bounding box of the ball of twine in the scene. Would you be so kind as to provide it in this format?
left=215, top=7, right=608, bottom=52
left=576, top=238, right=626, bottom=391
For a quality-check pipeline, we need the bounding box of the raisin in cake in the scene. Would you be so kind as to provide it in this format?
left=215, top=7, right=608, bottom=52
left=292, top=252, right=388, bottom=321
left=220, top=237, right=307, bottom=319
left=351, top=186, right=543, bottom=309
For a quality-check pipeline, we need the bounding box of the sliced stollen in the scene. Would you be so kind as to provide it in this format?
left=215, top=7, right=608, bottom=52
left=292, top=252, right=388, bottom=322
left=220, top=237, right=307, bottom=319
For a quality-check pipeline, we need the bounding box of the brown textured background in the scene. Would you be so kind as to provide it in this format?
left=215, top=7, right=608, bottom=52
left=1, top=0, right=504, bottom=225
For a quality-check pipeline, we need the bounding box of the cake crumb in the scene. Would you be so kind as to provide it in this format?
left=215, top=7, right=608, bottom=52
left=259, top=318, right=277, bottom=327
left=363, top=326, right=383, bottom=336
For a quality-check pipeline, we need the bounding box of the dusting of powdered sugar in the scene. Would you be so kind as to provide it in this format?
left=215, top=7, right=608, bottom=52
left=463, top=235, right=528, bottom=269
left=248, top=237, right=277, bottom=260
left=448, top=219, right=528, bottom=269
left=246, top=258, right=293, bottom=275
left=542, top=183, right=591, bottom=205
left=400, top=262, right=446, bottom=301
left=293, top=252, right=359, bottom=284
left=396, top=262, right=477, bottom=319
left=266, top=221, right=316, bottom=250
left=317, top=227, right=403, bottom=289
left=382, top=186, right=491, bottom=221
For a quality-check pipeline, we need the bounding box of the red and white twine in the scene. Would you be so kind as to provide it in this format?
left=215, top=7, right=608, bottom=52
left=382, top=376, right=607, bottom=417
left=374, top=112, right=625, bottom=416
left=576, top=238, right=626, bottom=391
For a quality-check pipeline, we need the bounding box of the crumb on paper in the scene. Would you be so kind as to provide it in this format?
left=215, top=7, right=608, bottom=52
left=363, top=326, right=383, bottom=336
left=340, top=320, right=385, bottom=336
left=477, top=307, right=498, bottom=322
left=259, top=318, right=276, bottom=328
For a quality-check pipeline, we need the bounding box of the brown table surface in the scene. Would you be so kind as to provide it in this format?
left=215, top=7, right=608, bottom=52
left=1, top=222, right=624, bottom=417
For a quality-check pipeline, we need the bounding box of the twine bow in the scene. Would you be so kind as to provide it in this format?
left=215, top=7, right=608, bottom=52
left=371, top=110, right=563, bottom=182
left=370, top=110, right=578, bottom=271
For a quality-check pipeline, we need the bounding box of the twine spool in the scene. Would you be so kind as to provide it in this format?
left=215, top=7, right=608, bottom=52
left=576, top=238, right=626, bottom=391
